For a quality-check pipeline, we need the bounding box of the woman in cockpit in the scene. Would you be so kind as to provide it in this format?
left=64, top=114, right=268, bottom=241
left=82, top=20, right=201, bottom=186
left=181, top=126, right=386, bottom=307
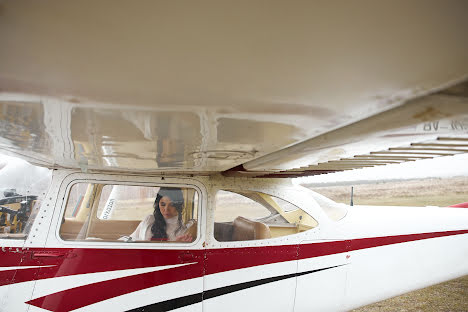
left=128, top=187, right=193, bottom=242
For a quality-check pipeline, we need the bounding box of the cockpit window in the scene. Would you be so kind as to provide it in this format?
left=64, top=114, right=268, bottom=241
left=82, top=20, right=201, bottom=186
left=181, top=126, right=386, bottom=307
left=0, top=154, right=52, bottom=239
left=214, top=190, right=318, bottom=242
left=60, top=183, right=199, bottom=243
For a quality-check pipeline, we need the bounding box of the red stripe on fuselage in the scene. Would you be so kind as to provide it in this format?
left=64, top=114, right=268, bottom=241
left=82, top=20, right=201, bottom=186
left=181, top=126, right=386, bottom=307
left=27, top=263, right=203, bottom=312
left=350, top=229, right=468, bottom=251
left=0, top=251, right=25, bottom=286
left=299, top=229, right=468, bottom=258
left=0, top=229, right=462, bottom=312
left=449, top=202, right=468, bottom=208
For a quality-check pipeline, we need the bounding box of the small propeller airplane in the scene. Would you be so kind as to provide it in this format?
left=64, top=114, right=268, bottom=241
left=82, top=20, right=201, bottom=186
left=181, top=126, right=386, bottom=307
left=0, top=1, right=467, bottom=311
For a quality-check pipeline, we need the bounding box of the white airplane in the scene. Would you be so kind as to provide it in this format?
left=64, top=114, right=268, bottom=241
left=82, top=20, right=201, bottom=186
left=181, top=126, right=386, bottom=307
left=0, top=1, right=467, bottom=311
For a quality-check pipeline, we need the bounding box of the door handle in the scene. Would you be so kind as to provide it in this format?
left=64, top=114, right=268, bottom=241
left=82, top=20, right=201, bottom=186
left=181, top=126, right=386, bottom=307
left=31, top=251, right=66, bottom=259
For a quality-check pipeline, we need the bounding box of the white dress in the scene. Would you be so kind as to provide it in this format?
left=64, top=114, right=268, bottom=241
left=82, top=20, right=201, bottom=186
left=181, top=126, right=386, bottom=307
left=129, top=215, right=188, bottom=241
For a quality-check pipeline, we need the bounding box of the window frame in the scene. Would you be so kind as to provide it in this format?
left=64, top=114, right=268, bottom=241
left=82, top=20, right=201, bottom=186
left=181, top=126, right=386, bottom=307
left=55, top=177, right=204, bottom=248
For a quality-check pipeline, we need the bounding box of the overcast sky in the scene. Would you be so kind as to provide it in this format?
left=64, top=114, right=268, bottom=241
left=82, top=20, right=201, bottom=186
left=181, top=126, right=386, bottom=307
left=297, top=153, right=468, bottom=186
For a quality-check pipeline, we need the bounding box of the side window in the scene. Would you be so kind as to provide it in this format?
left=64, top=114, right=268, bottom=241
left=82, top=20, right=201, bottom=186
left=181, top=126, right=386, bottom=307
left=0, top=154, right=52, bottom=239
left=60, top=184, right=199, bottom=243
left=214, top=190, right=318, bottom=242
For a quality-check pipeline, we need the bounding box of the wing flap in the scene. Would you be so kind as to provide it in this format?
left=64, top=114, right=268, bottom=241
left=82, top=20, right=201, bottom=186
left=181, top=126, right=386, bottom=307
left=254, top=136, right=468, bottom=178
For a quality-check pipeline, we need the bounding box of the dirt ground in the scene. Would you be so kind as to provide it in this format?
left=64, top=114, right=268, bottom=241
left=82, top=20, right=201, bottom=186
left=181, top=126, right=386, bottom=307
left=307, top=177, right=468, bottom=312
left=351, top=276, right=468, bottom=312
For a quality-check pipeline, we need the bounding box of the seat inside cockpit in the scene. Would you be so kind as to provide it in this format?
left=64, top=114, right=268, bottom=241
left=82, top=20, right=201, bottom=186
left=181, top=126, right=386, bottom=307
left=214, top=216, right=272, bottom=242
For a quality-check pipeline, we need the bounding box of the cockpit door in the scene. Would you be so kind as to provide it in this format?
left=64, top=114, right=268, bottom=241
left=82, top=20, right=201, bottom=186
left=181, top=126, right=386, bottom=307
left=26, top=174, right=206, bottom=312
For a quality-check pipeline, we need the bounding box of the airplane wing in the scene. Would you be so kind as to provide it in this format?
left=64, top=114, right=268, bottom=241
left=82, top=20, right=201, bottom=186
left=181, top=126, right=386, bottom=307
left=0, top=1, right=467, bottom=176
left=227, top=81, right=468, bottom=177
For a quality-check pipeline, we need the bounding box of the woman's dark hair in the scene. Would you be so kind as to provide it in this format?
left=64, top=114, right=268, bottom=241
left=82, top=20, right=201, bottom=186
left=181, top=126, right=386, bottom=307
left=151, top=187, right=184, bottom=240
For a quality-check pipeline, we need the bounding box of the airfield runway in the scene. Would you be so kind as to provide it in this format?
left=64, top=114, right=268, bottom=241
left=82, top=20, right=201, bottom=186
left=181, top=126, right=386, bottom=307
left=310, top=177, right=468, bottom=312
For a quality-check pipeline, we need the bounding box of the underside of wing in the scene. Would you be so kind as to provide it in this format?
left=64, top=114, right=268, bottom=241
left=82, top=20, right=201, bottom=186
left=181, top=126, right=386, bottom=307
left=0, top=1, right=467, bottom=175
left=226, top=82, right=468, bottom=177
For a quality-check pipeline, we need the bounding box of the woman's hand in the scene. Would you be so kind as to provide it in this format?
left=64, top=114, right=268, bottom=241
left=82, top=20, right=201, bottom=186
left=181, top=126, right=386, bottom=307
left=175, top=233, right=193, bottom=242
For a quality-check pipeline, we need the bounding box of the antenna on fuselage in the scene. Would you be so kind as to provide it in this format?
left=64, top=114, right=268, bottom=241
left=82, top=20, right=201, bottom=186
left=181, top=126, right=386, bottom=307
left=350, top=186, right=354, bottom=206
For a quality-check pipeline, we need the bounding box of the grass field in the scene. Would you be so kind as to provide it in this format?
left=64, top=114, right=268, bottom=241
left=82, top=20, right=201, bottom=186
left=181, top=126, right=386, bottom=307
left=310, top=177, right=468, bottom=207
left=308, top=177, right=468, bottom=312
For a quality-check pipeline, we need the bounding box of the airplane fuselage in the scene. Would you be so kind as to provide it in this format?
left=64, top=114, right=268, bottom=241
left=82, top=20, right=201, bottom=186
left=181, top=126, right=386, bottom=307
left=0, top=171, right=466, bottom=312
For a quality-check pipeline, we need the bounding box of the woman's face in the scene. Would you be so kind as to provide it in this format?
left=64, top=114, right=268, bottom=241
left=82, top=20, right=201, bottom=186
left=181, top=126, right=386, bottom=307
left=159, top=196, right=179, bottom=219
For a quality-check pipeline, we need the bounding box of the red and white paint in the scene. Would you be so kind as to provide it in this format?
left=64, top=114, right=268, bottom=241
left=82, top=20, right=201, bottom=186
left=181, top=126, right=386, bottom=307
left=1, top=173, right=467, bottom=312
